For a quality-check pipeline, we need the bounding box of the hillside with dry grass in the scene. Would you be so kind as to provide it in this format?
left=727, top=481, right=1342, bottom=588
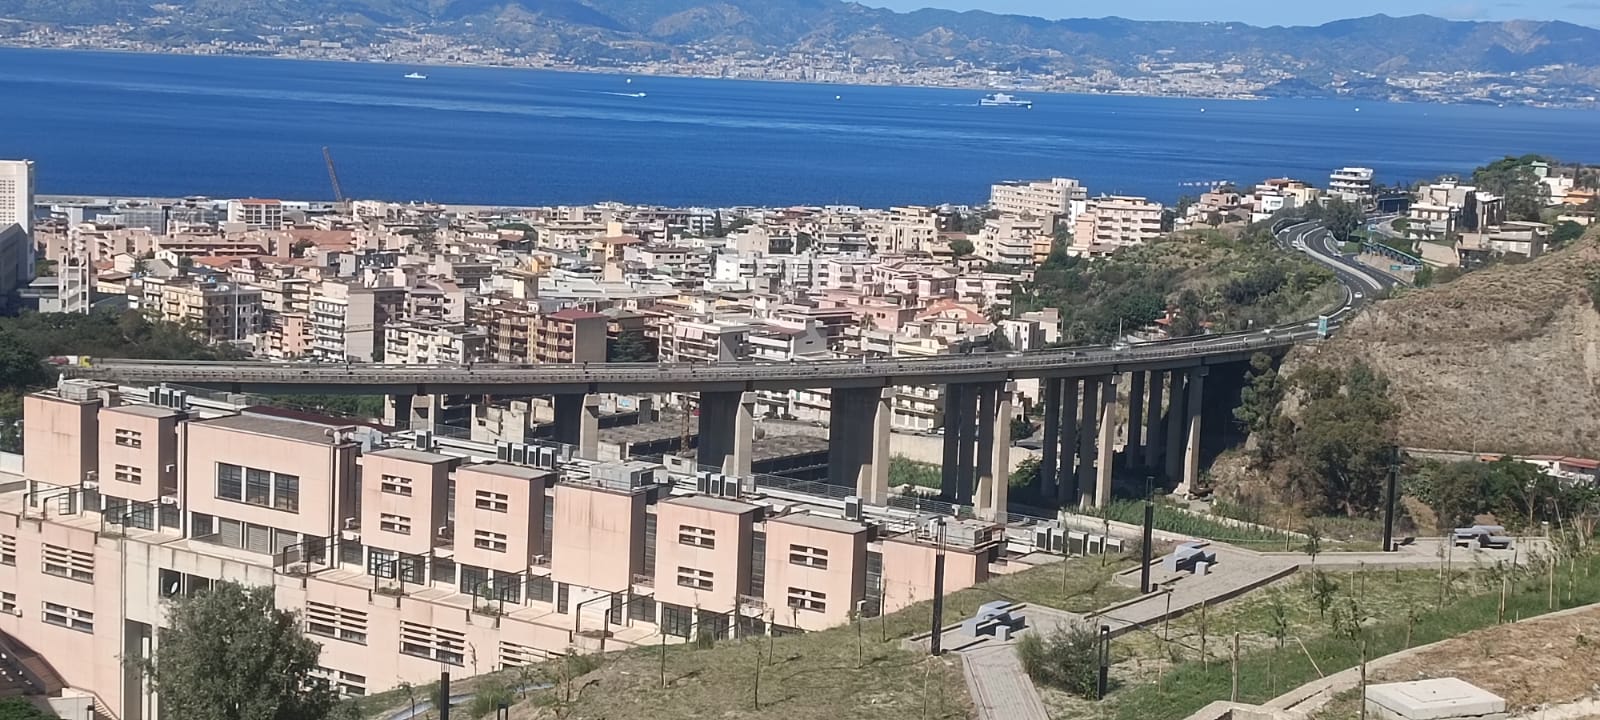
left=1288, top=229, right=1600, bottom=456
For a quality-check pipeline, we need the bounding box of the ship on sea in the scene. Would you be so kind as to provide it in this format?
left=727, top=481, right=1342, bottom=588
left=979, top=92, right=1032, bottom=108
left=404, top=72, right=428, bottom=80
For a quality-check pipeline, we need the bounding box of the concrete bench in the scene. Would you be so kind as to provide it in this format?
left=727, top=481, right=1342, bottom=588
left=1165, top=541, right=1217, bottom=574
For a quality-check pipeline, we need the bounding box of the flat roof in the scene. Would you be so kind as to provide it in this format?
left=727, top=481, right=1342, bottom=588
left=663, top=494, right=763, bottom=515
left=367, top=447, right=455, bottom=465
left=771, top=512, right=866, bottom=534
left=197, top=413, right=344, bottom=445
left=106, top=404, right=183, bottom=419
left=461, top=462, right=553, bottom=481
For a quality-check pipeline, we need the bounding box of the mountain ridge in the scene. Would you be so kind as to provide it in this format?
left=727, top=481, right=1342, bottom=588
left=5, top=1, right=1600, bottom=102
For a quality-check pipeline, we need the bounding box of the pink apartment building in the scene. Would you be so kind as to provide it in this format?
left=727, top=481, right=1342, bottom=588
left=0, top=380, right=1008, bottom=719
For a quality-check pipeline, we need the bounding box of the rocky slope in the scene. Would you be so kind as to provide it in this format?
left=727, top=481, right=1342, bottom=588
left=1288, top=230, right=1600, bottom=457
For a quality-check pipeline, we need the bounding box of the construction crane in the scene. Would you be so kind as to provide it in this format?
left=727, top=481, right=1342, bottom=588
left=321, top=146, right=348, bottom=212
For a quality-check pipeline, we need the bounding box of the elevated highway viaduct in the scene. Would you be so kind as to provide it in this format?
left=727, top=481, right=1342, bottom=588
left=69, top=221, right=1373, bottom=521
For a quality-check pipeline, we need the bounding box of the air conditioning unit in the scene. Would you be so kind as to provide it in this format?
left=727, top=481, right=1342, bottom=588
left=511, top=445, right=528, bottom=465
left=414, top=431, right=433, bottom=450
left=1033, top=527, right=1054, bottom=551
left=342, top=518, right=360, bottom=531
left=844, top=496, right=863, bottom=521
left=81, top=480, right=100, bottom=490
left=159, top=496, right=179, bottom=506
left=496, top=442, right=513, bottom=462
left=717, top=475, right=739, bottom=498
left=695, top=471, right=715, bottom=494
left=535, top=447, right=558, bottom=469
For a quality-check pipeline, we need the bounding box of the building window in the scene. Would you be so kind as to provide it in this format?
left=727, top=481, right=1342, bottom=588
left=41, top=544, right=94, bottom=583
left=217, top=463, right=243, bottom=500
left=398, top=621, right=464, bottom=666
left=473, top=530, right=507, bottom=553
left=474, top=490, right=509, bottom=513
left=274, top=473, right=299, bottom=512
left=789, top=545, right=829, bottom=570
left=380, top=475, right=412, bottom=496
left=114, top=428, right=143, bottom=448
left=0, top=592, right=15, bottom=615
left=786, top=588, right=827, bottom=613
left=678, top=525, right=715, bottom=549
left=42, top=602, right=94, bottom=633
left=114, top=464, right=142, bottom=484
left=379, top=514, right=411, bottom=535
left=675, top=567, right=713, bottom=591
left=216, top=463, right=300, bottom=513
left=660, top=603, right=693, bottom=638
left=0, top=535, right=14, bottom=566
left=305, top=601, right=368, bottom=645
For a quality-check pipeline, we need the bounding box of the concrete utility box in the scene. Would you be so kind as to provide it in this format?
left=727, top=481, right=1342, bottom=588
left=1365, top=678, right=1507, bottom=720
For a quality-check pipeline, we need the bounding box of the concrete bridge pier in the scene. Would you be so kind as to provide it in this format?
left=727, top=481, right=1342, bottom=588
left=1056, top=378, right=1079, bottom=507
left=1074, top=376, right=1102, bottom=508
left=940, top=382, right=982, bottom=505
left=1124, top=372, right=1145, bottom=470
left=552, top=393, right=602, bottom=460
left=1142, top=370, right=1165, bottom=469
left=828, top=386, right=893, bottom=504
left=697, top=390, right=754, bottom=478
left=1037, top=378, right=1062, bottom=499
left=1093, top=376, right=1118, bottom=508
left=1177, top=367, right=1208, bottom=497
left=974, top=382, right=1014, bottom=522
left=1164, top=370, right=1188, bottom=485
left=386, top=393, right=442, bottom=433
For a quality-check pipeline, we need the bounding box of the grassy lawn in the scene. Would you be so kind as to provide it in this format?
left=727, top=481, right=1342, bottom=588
left=1040, top=550, right=1600, bottom=720
left=1080, top=500, right=1298, bottom=549
left=360, top=553, right=1137, bottom=720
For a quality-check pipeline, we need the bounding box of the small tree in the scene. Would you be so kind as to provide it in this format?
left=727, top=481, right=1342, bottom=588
left=1307, top=570, right=1340, bottom=619
left=142, top=581, right=339, bottom=720
left=1301, top=523, right=1324, bottom=564
left=949, top=238, right=975, bottom=257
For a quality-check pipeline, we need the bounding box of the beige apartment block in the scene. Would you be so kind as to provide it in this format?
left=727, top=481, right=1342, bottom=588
left=1, top=381, right=1020, bottom=719
left=1072, top=195, right=1165, bottom=253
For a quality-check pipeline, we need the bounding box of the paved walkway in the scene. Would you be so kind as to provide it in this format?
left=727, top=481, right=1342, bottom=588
left=961, top=643, right=1052, bottom=720
left=945, top=540, right=1535, bottom=720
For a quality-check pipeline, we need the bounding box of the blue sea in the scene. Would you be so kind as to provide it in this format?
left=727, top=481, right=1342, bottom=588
left=2, top=47, right=1598, bottom=207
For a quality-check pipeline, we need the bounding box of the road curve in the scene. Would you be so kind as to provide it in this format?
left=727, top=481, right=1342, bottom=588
left=68, top=222, right=1375, bottom=395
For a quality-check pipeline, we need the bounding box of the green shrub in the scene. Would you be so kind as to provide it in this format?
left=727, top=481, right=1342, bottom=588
left=1017, top=625, right=1100, bottom=698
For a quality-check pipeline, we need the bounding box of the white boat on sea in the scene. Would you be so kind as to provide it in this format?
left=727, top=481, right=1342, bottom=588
left=404, top=72, right=428, bottom=80
left=979, top=92, right=1033, bottom=108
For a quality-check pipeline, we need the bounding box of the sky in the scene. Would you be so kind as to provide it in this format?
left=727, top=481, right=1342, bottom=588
left=860, top=0, right=1600, bottom=28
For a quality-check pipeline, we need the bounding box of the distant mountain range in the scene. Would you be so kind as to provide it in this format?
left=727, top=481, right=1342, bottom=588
left=7, top=0, right=1600, bottom=98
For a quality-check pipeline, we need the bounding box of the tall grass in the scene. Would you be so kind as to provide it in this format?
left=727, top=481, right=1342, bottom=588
left=1112, top=552, right=1600, bottom=720
left=1082, top=500, right=1293, bottom=548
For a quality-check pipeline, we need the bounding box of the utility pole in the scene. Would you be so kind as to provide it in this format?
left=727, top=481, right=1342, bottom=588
left=1382, top=446, right=1399, bottom=552
left=438, top=671, right=451, bottom=720
left=929, top=518, right=948, bottom=656
left=1141, top=476, right=1156, bottom=593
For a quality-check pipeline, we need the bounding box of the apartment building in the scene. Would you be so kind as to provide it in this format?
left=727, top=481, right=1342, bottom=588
left=2, top=382, right=1015, bottom=718
left=868, top=206, right=939, bottom=254
left=226, top=198, right=285, bottom=230
left=142, top=277, right=264, bottom=344
left=1071, top=195, right=1164, bottom=253
left=531, top=309, right=608, bottom=364
left=384, top=319, right=488, bottom=365
left=661, top=318, right=752, bottom=364
left=988, top=177, right=1086, bottom=230
left=975, top=215, right=1045, bottom=267
left=310, top=281, right=406, bottom=362
left=1328, top=167, right=1375, bottom=201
